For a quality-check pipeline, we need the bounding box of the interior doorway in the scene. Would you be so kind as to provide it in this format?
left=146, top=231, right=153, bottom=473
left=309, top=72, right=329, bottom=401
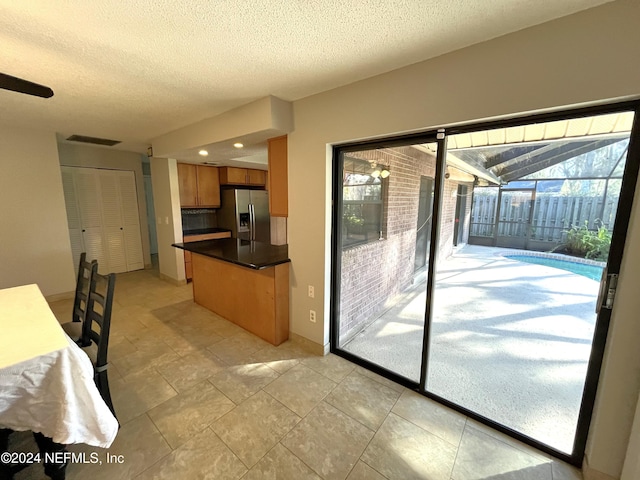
left=415, top=176, right=434, bottom=271
left=453, top=184, right=468, bottom=247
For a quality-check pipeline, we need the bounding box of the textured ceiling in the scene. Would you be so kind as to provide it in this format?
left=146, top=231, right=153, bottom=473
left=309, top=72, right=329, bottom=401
left=0, top=0, right=611, bottom=155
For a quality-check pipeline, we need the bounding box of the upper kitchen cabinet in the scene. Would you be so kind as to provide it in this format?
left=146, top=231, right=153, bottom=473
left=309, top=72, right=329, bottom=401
left=196, top=165, right=221, bottom=206
left=247, top=169, right=267, bottom=186
left=177, top=163, right=221, bottom=208
left=219, top=167, right=266, bottom=187
left=177, top=163, right=198, bottom=206
left=268, top=135, right=288, bottom=217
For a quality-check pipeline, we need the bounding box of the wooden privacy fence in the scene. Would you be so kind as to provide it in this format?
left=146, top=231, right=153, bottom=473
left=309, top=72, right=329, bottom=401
left=470, top=193, right=619, bottom=248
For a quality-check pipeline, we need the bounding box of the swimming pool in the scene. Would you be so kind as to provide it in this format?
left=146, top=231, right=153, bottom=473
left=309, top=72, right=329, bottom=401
left=504, top=255, right=604, bottom=281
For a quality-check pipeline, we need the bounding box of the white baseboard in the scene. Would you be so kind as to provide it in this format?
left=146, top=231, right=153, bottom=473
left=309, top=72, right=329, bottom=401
left=45, top=291, right=74, bottom=302
left=159, top=272, right=187, bottom=286
left=583, top=456, right=618, bottom=480
left=288, top=332, right=327, bottom=355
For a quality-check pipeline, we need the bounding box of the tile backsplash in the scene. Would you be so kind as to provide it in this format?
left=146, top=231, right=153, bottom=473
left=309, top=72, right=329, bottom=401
left=181, top=208, right=217, bottom=231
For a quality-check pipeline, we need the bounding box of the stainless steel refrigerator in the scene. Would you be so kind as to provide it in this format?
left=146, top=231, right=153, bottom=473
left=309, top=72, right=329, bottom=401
left=217, top=189, right=271, bottom=243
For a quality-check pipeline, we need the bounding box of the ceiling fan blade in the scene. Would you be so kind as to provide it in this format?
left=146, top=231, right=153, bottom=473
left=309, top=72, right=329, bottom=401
left=0, top=73, right=54, bottom=98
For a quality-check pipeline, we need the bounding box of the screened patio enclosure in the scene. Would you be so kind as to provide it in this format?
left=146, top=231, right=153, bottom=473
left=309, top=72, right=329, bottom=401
left=448, top=114, right=632, bottom=251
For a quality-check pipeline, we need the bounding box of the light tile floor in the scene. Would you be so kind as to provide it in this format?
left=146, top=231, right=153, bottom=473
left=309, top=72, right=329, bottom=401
left=10, top=266, right=583, bottom=480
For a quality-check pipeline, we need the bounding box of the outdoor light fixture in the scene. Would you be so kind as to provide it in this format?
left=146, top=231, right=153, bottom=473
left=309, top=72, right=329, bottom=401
left=369, top=161, right=390, bottom=178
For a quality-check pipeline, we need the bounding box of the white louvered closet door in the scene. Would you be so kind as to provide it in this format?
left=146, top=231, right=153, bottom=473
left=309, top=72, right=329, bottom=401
left=61, top=167, right=84, bottom=267
left=62, top=167, right=145, bottom=274
left=117, top=171, right=144, bottom=271
left=74, top=168, right=107, bottom=268
left=99, top=171, right=127, bottom=274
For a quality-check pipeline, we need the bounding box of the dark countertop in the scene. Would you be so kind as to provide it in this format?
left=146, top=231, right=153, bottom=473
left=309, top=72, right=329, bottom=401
left=173, top=238, right=290, bottom=270
left=183, top=227, right=232, bottom=237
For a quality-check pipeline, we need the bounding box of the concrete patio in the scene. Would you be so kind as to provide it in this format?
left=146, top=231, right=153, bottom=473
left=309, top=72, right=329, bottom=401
left=342, top=245, right=601, bottom=454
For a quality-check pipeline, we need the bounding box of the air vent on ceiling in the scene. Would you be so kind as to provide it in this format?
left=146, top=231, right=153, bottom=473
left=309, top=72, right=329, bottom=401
left=66, top=134, right=121, bottom=146
left=203, top=161, right=219, bottom=165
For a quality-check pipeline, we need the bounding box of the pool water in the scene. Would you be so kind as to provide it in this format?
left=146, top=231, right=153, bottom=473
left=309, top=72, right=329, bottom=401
left=505, top=255, right=604, bottom=281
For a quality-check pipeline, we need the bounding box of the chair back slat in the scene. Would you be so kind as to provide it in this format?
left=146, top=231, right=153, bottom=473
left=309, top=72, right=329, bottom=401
left=82, top=271, right=116, bottom=369
left=72, top=252, right=97, bottom=324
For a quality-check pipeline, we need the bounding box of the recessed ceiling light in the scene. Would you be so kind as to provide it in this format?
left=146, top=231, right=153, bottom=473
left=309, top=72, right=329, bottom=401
left=233, top=143, right=244, bottom=148
left=198, top=150, right=208, bottom=156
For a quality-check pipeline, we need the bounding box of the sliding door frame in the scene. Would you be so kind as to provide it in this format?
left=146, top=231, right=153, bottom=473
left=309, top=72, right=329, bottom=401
left=329, top=99, right=640, bottom=466
left=329, top=131, right=442, bottom=390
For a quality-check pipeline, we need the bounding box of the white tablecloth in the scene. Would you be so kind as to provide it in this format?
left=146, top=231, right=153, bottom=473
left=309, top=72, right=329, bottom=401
left=0, top=284, right=68, bottom=369
left=0, top=285, right=118, bottom=448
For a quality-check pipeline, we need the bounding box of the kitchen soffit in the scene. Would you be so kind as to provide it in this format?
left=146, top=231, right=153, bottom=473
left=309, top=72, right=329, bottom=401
left=150, top=96, right=291, bottom=166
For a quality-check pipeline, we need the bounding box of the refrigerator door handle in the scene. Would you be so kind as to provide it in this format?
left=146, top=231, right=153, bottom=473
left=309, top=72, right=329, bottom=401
left=249, top=204, right=255, bottom=240
left=252, top=204, right=257, bottom=240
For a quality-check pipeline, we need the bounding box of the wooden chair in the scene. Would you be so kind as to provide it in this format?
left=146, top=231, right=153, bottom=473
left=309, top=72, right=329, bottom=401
left=81, top=271, right=117, bottom=419
left=61, top=252, right=97, bottom=343
left=0, top=430, right=67, bottom=480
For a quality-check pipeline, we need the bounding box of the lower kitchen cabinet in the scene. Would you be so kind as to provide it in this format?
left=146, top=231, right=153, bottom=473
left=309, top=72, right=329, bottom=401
left=182, top=231, right=231, bottom=280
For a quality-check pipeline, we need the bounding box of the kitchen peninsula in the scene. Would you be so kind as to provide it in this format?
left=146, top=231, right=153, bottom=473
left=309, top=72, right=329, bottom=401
left=173, top=238, right=290, bottom=345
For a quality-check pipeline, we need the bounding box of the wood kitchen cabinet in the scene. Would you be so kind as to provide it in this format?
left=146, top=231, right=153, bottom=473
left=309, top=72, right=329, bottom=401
left=196, top=166, right=220, bottom=206
left=219, top=167, right=266, bottom=187
left=268, top=135, right=288, bottom=217
left=183, top=231, right=231, bottom=280
left=191, top=252, right=289, bottom=345
left=177, top=164, right=221, bottom=207
left=219, top=167, right=247, bottom=185
left=247, top=169, right=267, bottom=185
left=177, top=163, right=198, bottom=206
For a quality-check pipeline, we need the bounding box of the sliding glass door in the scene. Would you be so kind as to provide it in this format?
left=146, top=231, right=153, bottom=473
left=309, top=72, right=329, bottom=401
left=331, top=103, right=640, bottom=464
left=332, top=139, right=441, bottom=383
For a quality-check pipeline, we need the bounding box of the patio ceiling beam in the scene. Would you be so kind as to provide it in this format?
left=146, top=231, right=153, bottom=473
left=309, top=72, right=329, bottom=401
left=492, top=140, right=589, bottom=176
left=499, top=138, right=622, bottom=182
left=445, top=152, right=502, bottom=185
left=484, top=144, right=553, bottom=168
left=413, top=144, right=502, bottom=185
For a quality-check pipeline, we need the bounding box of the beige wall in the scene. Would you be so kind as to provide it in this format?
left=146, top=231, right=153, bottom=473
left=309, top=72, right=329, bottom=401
left=149, top=157, right=185, bottom=283
left=57, top=142, right=153, bottom=268
left=0, top=126, right=75, bottom=297
left=288, top=0, right=640, bottom=477
left=621, top=391, right=640, bottom=480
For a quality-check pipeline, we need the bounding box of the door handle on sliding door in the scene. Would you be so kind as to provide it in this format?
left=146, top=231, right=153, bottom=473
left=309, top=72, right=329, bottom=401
left=596, top=267, right=618, bottom=313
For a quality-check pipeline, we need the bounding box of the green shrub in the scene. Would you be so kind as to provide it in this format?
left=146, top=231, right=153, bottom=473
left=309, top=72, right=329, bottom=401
left=559, top=221, right=611, bottom=261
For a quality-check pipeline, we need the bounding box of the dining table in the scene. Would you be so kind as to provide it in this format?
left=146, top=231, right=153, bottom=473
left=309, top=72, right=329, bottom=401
left=0, top=284, right=118, bottom=478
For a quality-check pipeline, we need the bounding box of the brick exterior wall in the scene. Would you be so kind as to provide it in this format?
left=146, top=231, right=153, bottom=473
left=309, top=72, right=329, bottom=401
left=339, top=146, right=473, bottom=342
